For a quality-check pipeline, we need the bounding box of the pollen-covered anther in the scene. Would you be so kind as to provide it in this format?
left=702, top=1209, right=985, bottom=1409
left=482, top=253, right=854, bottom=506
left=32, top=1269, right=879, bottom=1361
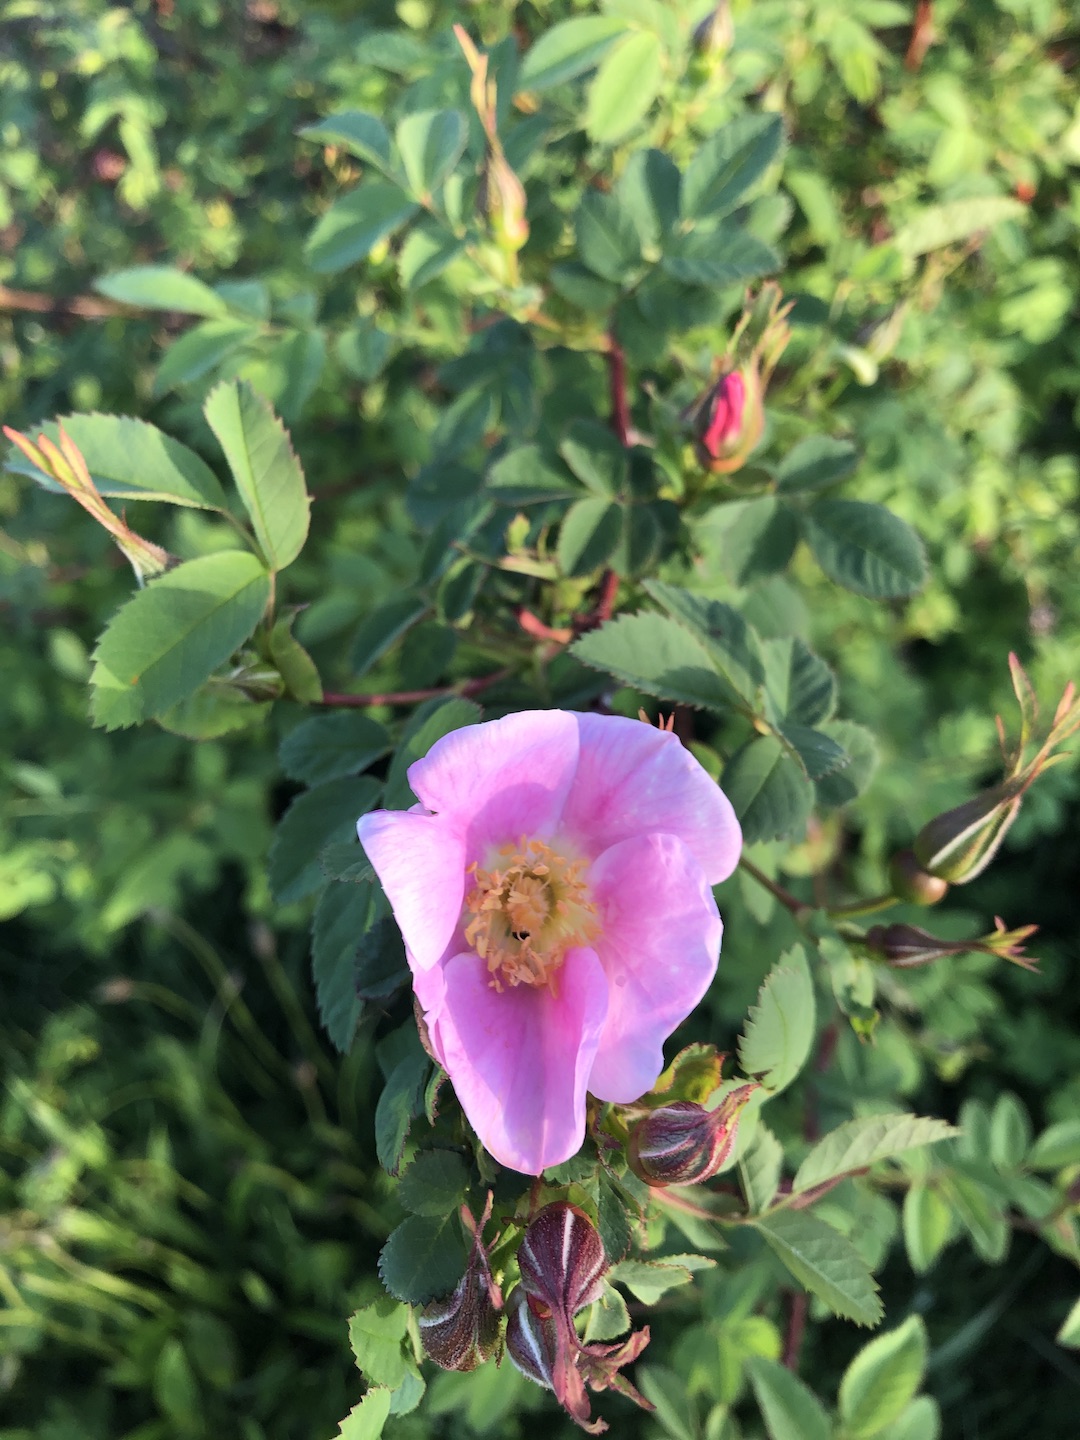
left=464, top=837, right=599, bottom=991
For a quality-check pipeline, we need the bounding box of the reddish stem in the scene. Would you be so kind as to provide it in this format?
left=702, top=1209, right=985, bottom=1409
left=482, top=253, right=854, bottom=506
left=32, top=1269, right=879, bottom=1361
left=320, top=667, right=511, bottom=709
left=0, top=285, right=137, bottom=319
left=517, top=608, right=573, bottom=644
left=782, top=1291, right=808, bottom=1371
left=905, top=1, right=934, bottom=70
left=607, top=336, right=632, bottom=447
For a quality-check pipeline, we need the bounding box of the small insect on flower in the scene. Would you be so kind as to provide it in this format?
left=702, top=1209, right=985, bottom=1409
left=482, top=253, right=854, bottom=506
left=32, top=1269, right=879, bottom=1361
left=358, top=710, right=742, bottom=1174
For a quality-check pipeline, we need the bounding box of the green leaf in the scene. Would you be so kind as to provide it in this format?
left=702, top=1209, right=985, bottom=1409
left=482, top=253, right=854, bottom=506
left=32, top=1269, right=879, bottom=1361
left=989, top=1092, right=1032, bottom=1170
left=267, top=610, right=323, bottom=703
left=873, top=1397, right=941, bottom=1440
left=337, top=1387, right=392, bottom=1440
left=759, top=635, right=837, bottom=727
left=796, top=1116, right=957, bottom=1194
left=336, top=323, right=394, bottom=381
left=779, top=724, right=849, bottom=781
left=398, top=225, right=464, bottom=289
left=384, top=696, right=482, bottom=810
left=379, top=1213, right=467, bottom=1304
left=815, top=721, right=879, bottom=808
left=571, top=612, right=738, bottom=712
left=305, top=181, right=419, bottom=274
left=550, top=263, right=620, bottom=312
left=355, top=913, right=409, bottom=1000
left=637, top=1365, right=697, bottom=1440
left=754, top=1208, right=883, bottom=1326
left=903, top=1184, right=952, bottom=1275
left=942, top=1171, right=1009, bottom=1262
left=583, top=1283, right=632, bottom=1344
left=740, top=1122, right=784, bottom=1214
left=662, top=226, right=780, bottom=288
left=204, top=381, right=310, bottom=572
left=351, top=595, right=429, bottom=676
left=617, top=147, right=681, bottom=249
left=746, top=1355, right=832, bottom=1440
left=376, top=1037, right=431, bottom=1176
left=486, top=444, right=580, bottom=505
left=299, top=111, right=394, bottom=173
left=154, top=320, right=258, bottom=395
left=1028, top=1120, right=1080, bottom=1171
left=269, top=776, right=381, bottom=905
left=585, top=30, right=663, bottom=145
left=6, top=414, right=228, bottom=509
left=348, top=1298, right=411, bottom=1390
left=1056, top=1296, right=1080, bottom=1349
left=95, top=265, right=229, bottom=316
left=280, top=713, right=391, bottom=786
left=803, top=500, right=927, bottom=599
left=155, top=681, right=271, bottom=741
left=682, top=113, right=785, bottom=221
left=557, top=497, right=623, bottom=576
left=312, top=881, right=371, bottom=1052
left=609, top=1255, right=714, bottom=1305
left=398, top=1150, right=470, bottom=1217
left=518, top=16, right=628, bottom=91
left=738, top=947, right=815, bottom=1094
left=395, top=110, right=467, bottom=199
left=89, top=551, right=270, bottom=730
left=576, top=189, right=643, bottom=282
left=777, top=436, right=859, bottom=493
left=839, top=1316, right=928, bottom=1437
left=320, top=841, right=375, bottom=884
left=559, top=418, right=628, bottom=497
left=892, top=196, right=1025, bottom=258
left=642, top=580, right=765, bottom=702
left=719, top=497, right=800, bottom=586
left=722, top=736, right=814, bottom=844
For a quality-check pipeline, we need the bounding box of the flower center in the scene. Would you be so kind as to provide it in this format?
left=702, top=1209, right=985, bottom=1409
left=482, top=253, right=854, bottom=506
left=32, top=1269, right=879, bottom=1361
left=464, top=837, right=599, bottom=992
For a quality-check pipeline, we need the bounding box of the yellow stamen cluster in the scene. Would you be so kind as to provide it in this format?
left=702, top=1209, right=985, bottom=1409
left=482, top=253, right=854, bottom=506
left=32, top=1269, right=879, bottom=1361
left=464, top=837, right=599, bottom=992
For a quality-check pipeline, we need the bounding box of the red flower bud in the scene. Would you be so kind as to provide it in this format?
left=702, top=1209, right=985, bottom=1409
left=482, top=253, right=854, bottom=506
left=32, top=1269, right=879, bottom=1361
left=692, top=367, right=764, bottom=475
left=627, top=1083, right=758, bottom=1187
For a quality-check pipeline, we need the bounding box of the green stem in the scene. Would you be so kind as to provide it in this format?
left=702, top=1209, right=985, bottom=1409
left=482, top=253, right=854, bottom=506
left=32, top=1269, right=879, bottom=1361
left=737, top=856, right=809, bottom=917
left=828, top=893, right=898, bottom=919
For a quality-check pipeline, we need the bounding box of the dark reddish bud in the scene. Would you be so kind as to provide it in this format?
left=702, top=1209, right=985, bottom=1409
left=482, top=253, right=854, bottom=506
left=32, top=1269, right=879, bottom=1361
left=867, top=918, right=1039, bottom=972
left=507, top=1207, right=654, bottom=1435
left=517, top=1203, right=607, bottom=1326
left=912, top=778, right=1025, bottom=885
left=888, top=848, right=948, bottom=906
left=628, top=1083, right=758, bottom=1187
left=419, top=1196, right=502, bottom=1372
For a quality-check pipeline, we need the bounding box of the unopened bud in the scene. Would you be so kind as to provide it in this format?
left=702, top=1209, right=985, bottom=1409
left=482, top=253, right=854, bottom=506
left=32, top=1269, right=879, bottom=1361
left=484, top=151, right=529, bottom=254
left=419, top=1265, right=501, bottom=1372
left=419, top=1195, right=502, bottom=1372
left=888, top=848, right=948, bottom=906
left=693, top=368, right=764, bottom=475
left=628, top=1083, right=757, bottom=1187
left=912, top=776, right=1025, bottom=885
left=517, top=1203, right=607, bottom=1323
left=867, top=918, right=1039, bottom=972
left=693, top=2, right=733, bottom=57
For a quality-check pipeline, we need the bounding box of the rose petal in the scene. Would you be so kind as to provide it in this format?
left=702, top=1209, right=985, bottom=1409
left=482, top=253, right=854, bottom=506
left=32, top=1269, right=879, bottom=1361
left=357, top=810, right=466, bottom=971
left=407, top=711, right=580, bottom=864
left=434, top=947, right=609, bottom=1174
left=586, top=833, right=722, bottom=1104
left=562, top=714, right=741, bottom=883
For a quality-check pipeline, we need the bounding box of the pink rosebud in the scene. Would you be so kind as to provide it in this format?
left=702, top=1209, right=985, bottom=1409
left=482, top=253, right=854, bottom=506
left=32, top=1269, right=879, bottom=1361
left=693, top=366, right=765, bottom=475
left=358, top=711, right=742, bottom=1174
left=628, top=1082, right=758, bottom=1187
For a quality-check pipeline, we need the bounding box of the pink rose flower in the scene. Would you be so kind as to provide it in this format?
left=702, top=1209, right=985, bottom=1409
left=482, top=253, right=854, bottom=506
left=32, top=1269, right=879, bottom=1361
left=357, top=711, right=741, bottom=1174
